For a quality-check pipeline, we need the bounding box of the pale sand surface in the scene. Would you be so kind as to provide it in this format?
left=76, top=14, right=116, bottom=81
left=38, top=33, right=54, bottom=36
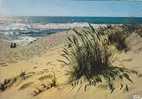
left=0, top=30, right=142, bottom=99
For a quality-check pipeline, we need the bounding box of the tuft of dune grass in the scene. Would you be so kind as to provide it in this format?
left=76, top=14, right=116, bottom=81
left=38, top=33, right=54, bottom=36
left=61, top=24, right=139, bottom=93
left=38, top=75, right=53, bottom=81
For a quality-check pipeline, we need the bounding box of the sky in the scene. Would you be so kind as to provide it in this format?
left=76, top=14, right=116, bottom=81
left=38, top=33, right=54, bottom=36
left=0, top=0, right=142, bottom=17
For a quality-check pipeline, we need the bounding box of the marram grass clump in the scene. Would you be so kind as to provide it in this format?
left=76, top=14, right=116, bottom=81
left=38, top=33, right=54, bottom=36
left=96, top=25, right=130, bottom=51
left=61, top=25, right=138, bottom=93
left=106, top=24, right=142, bottom=51
left=108, top=30, right=129, bottom=51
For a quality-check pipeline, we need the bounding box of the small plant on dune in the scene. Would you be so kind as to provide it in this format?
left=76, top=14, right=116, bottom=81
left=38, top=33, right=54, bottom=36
left=108, top=30, right=129, bottom=51
left=0, top=78, right=17, bottom=91
left=122, top=24, right=140, bottom=33
left=98, top=24, right=142, bottom=51
left=122, top=24, right=142, bottom=37
left=0, top=79, right=11, bottom=91
left=109, top=24, right=142, bottom=51
left=97, top=25, right=130, bottom=51
left=19, top=71, right=33, bottom=80
left=61, top=25, right=138, bottom=92
left=0, top=72, right=34, bottom=92
left=32, top=72, right=57, bottom=96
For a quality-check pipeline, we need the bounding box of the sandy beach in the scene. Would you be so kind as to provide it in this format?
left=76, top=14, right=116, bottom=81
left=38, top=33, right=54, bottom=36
left=0, top=26, right=142, bottom=99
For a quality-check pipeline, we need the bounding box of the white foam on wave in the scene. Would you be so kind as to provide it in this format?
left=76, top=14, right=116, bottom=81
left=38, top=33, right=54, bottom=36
left=32, top=23, right=110, bottom=30
left=0, top=22, right=108, bottom=31
left=32, top=22, right=89, bottom=29
left=0, top=22, right=109, bottom=46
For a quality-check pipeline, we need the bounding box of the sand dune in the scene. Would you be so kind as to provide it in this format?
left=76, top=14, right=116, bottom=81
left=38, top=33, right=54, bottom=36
left=0, top=28, right=142, bottom=99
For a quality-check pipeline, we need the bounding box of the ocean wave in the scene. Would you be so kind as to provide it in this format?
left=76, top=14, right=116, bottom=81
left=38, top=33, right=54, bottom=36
left=0, top=22, right=109, bottom=45
left=0, top=22, right=108, bottom=31
left=32, top=23, right=109, bottom=29
left=32, top=22, right=89, bottom=29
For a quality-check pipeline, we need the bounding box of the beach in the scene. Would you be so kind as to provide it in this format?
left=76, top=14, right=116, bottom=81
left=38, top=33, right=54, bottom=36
left=0, top=25, right=142, bottom=99
left=0, top=0, right=142, bottom=98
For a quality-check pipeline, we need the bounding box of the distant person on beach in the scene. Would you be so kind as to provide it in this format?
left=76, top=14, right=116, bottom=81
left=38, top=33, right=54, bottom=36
left=10, top=42, right=16, bottom=48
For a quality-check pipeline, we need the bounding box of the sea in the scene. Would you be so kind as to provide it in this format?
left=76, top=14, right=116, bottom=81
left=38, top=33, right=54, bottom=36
left=0, top=16, right=142, bottom=44
left=24, top=16, right=142, bottom=24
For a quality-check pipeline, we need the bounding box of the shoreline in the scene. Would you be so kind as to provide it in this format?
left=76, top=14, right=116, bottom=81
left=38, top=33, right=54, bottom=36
left=0, top=24, right=119, bottom=45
